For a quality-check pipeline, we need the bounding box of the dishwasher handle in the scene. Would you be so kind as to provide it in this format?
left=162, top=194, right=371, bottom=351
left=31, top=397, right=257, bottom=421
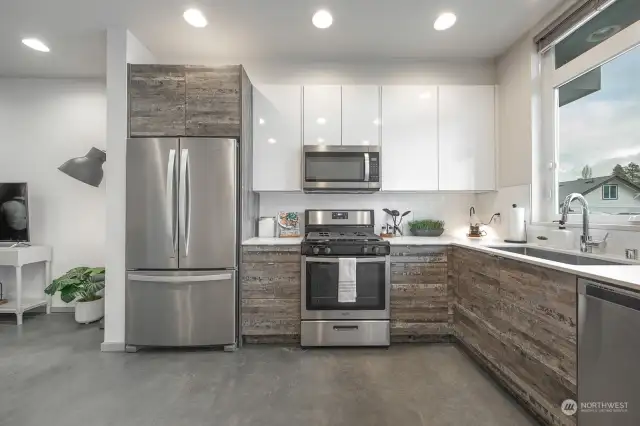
left=579, top=279, right=640, bottom=312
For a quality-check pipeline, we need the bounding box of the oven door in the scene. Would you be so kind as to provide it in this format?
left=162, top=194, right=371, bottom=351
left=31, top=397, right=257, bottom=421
left=301, top=256, right=390, bottom=320
left=303, top=146, right=380, bottom=192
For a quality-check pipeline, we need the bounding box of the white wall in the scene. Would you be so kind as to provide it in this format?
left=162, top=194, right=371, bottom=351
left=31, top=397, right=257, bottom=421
left=259, top=192, right=477, bottom=238
left=0, top=79, right=106, bottom=306
left=103, top=28, right=156, bottom=351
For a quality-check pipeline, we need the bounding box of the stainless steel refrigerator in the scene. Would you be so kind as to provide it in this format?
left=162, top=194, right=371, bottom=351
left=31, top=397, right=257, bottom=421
left=125, top=138, right=239, bottom=351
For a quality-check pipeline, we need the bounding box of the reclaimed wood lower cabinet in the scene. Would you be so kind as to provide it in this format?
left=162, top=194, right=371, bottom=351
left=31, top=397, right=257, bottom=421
left=241, top=246, right=301, bottom=343
left=454, top=247, right=577, bottom=426
left=390, top=246, right=452, bottom=342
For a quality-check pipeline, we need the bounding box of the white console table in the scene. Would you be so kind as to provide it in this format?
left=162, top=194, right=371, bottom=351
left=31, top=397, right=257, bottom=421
left=0, top=245, right=52, bottom=325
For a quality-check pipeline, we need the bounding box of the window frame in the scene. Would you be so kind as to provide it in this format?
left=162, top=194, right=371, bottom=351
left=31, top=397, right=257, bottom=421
left=602, top=184, right=619, bottom=200
left=537, top=17, right=640, bottom=227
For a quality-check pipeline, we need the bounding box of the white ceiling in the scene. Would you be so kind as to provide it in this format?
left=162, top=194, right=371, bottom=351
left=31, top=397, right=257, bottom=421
left=0, top=0, right=564, bottom=78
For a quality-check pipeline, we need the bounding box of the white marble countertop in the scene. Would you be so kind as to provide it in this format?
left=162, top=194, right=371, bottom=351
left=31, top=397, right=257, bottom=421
left=242, top=235, right=640, bottom=290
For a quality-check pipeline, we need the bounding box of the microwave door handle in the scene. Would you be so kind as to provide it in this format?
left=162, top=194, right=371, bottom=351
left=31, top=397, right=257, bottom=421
left=364, top=153, right=370, bottom=182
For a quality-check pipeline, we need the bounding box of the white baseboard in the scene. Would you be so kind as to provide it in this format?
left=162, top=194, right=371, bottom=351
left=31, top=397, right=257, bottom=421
left=101, top=341, right=125, bottom=352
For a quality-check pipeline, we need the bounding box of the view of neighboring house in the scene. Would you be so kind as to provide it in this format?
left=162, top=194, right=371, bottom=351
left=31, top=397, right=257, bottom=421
left=559, top=175, right=640, bottom=215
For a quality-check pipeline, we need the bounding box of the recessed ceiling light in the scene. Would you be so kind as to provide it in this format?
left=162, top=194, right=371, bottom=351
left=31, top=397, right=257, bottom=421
left=259, top=118, right=265, bottom=125
left=21, top=38, right=49, bottom=52
left=434, top=12, right=457, bottom=31
left=362, top=140, right=370, bottom=145
left=316, top=117, right=327, bottom=125
left=317, top=138, right=325, bottom=143
left=183, top=8, right=208, bottom=28
left=267, top=138, right=276, bottom=144
left=312, top=10, right=333, bottom=29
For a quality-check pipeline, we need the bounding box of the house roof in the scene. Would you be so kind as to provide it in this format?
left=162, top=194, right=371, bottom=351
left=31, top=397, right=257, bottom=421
left=559, top=175, right=640, bottom=204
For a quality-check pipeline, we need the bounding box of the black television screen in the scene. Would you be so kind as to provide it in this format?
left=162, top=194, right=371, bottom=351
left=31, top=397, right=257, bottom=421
left=0, top=183, right=30, bottom=242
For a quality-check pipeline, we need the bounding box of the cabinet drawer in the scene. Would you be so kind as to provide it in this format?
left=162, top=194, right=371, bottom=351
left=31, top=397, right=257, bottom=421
left=242, top=245, right=301, bottom=263
left=391, top=246, right=447, bottom=263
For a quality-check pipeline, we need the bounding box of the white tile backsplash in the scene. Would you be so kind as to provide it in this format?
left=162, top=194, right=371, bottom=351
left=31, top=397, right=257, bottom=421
left=258, top=192, right=476, bottom=236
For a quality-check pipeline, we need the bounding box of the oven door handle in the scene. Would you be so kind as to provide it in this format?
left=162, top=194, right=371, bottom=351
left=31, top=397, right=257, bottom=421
left=304, top=256, right=387, bottom=263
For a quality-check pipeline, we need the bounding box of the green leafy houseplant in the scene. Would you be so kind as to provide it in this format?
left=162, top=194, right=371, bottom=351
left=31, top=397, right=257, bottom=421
left=409, top=219, right=445, bottom=231
left=408, top=219, right=445, bottom=237
left=45, top=267, right=105, bottom=303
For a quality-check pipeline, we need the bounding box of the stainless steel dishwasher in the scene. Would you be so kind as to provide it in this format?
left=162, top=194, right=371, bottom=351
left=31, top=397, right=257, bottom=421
left=578, top=279, right=640, bottom=425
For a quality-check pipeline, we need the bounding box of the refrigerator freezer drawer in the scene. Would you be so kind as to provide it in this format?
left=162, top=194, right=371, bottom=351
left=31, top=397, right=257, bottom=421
left=126, top=270, right=236, bottom=347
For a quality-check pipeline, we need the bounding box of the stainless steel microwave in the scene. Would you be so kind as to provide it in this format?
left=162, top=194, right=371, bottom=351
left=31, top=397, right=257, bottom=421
left=303, top=146, right=381, bottom=193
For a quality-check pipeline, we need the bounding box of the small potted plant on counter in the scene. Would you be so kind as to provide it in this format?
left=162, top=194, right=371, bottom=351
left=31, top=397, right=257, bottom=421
left=45, top=267, right=105, bottom=324
left=409, top=219, right=445, bottom=237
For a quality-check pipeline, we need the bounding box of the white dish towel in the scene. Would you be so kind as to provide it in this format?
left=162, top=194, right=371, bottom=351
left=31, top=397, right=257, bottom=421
left=338, top=258, right=357, bottom=303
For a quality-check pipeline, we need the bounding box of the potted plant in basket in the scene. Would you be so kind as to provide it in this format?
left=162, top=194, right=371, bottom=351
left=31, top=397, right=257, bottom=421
left=409, top=219, right=445, bottom=237
left=45, top=267, right=105, bottom=324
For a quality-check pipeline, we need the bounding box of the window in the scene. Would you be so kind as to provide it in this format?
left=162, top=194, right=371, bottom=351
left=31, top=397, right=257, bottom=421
left=602, top=184, right=618, bottom=200
left=539, top=0, right=640, bottom=223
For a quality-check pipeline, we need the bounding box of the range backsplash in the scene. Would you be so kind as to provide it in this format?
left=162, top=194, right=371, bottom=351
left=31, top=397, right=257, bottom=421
left=258, top=192, right=477, bottom=236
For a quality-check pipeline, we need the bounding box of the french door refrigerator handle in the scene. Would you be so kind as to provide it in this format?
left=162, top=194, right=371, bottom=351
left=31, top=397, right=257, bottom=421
left=179, top=148, right=189, bottom=257
left=186, top=149, right=192, bottom=257
left=166, top=149, right=177, bottom=258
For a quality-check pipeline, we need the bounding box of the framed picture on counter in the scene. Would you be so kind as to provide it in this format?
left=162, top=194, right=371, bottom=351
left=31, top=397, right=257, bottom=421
left=277, top=212, right=300, bottom=238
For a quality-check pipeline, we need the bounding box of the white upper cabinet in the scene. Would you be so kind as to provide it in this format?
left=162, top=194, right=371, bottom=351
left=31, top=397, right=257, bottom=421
left=438, top=86, right=496, bottom=191
left=253, top=85, right=302, bottom=191
left=342, top=86, right=380, bottom=146
left=381, top=86, right=439, bottom=191
left=303, top=86, right=342, bottom=146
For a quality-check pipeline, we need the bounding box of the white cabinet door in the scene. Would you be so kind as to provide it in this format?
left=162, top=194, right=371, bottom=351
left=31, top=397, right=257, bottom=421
left=438, top=86, right=496, bottom=191
left=303, top=86, right=342, bottom=146
left=342, top=86, right=380, bottom=146
left=253, top=85, right=302, bottom=191
left=381, top=86, right=438, bottom=191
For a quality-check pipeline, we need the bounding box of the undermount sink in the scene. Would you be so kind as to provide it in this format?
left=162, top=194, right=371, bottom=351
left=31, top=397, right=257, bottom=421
left=487, top=246, right=627, bottom=266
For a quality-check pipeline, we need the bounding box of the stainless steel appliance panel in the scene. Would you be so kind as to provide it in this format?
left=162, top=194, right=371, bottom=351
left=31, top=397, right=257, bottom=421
left=126, top=138, right=179, bottom=270
left=178, top=138, right=237, bottom=269
left=126, top=270, right=236, bottom=347
left=301, top=320, right=390, bottom=346
left=306, top=210, right=373, bottom=226
left=303, top=145, right=380, bottom=193
left=578, top=279, right=640, bottom=426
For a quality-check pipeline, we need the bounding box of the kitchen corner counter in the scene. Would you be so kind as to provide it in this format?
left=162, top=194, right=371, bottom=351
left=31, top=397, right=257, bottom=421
left=242, top=237, right=303, bottom=245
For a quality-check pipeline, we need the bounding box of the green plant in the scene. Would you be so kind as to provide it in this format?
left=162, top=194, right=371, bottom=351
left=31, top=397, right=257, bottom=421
left=45, top=267, right=105, bottom=303
left=409, top=219, right=445, bottom=231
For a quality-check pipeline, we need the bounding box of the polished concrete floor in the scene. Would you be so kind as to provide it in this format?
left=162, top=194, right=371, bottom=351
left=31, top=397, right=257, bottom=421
left=0, top=314, right=538, bottom=426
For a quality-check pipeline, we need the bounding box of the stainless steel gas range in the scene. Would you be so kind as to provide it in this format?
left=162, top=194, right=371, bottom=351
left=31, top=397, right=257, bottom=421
left=300, top=209, right=391, bottom=347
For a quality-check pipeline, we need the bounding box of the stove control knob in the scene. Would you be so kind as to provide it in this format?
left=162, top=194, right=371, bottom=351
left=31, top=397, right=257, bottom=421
left=372, top=246, right=381, bottom=254
left=362, top=247, right=369, bottom=254
left=312, top=247, right=320, bottom=255
left=324, top=247, right=332, bottom=255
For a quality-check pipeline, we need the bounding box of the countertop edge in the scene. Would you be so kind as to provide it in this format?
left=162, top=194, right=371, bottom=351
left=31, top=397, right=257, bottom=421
left=241, top=236, right=640, bottom=290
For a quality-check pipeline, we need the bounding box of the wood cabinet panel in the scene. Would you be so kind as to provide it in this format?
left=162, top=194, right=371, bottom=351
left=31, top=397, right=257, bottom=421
left=455, top=247, right=576, bottom=426
left=129, top=65, right=186, bottom=136
left=185, top=65, right=241, bottom=137
left=390, top=248, right=449, bottom=341
left=241, top=246, right=301, bottom=340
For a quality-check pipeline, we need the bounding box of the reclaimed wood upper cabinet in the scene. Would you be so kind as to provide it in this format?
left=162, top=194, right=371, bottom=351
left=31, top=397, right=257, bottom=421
left=381, top=86, right=439, bottom=191
left=185, top=65, right=241, bottom=137
left=129, top=65, right=186, bottom=137
left=342, top=86, right=380, bottom=146
left=438, top=85, right=496, bottom=191
left=252, top=85, right=302, bottom=191
left=303, top=86, right=342, bottom=145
